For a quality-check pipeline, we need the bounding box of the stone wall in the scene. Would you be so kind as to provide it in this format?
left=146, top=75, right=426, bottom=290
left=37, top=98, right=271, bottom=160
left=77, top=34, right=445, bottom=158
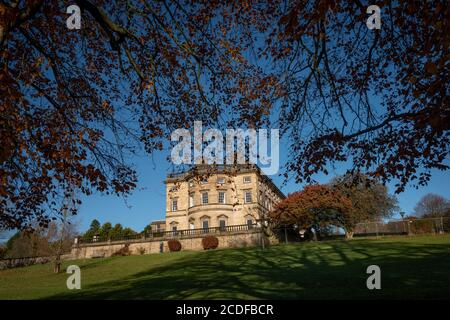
left=71, top=230, right=264, bottom=259
left=0, top=253, right=72, bottom=270
left=0, top=256, right=52, bottom=270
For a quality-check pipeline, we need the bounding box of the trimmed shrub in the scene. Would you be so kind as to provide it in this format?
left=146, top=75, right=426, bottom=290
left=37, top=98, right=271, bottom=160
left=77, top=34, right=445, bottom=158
left=137, top=246, right=146, bottom=255
left=168, top=239, right=182, bottom=252
left=202, top=236, right=219, bottom=250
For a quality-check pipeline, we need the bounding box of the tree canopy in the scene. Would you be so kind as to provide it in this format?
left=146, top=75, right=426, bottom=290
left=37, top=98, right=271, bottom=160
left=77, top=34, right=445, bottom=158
left=82, top=220, right=137, bottom=241
left=414, top=193, right=449, bottom=218
left=269, top=174, right=398, bottom=238
left=1, top=1, right=448, bottom=230
left=269, top=184, right=354, bottom=238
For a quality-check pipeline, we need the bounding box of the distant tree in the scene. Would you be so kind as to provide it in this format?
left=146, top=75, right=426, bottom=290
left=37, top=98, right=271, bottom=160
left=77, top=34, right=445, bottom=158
left=109, top=223, right=124, bottom=240
left=7, top=227, right=51, bottom=258
left=142, top=224, right=152, bottom=235
left=82, top=220, right=136, bottom=241
left=0, top=228, right=11, bottom=245
left=270, top=176, right=398, bottom=239
left=269, top=185, right=354, bottom=239
left=6, top=231, right=20, bottom=251
left=414, top=194, right=450, bottom=218
left=5, top=220, right=78, bottom=260
left=122, top=227, right=137, bottom=239
left=89, top=219, right=101, bottom=232
left=0, top=245, right=7, bottom=258
left=82, top=219, right=101, bottom=241
left=0, top=228, right=8, bottom=259
left=99, top=222, right=112, bottom=239
left=330, top=173, right=398, bottom=228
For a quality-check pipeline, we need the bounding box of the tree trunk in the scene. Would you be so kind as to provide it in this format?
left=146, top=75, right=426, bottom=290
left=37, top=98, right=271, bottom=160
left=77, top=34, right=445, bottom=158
left=53, top=257, right=61, bottom=273
left=345, top=230, right=354, bottom=240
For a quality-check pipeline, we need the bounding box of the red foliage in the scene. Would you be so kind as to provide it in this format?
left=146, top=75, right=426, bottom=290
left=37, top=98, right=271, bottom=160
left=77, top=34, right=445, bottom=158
left=202, top=236, right=219, bottom=250
left=269, top=184, right=354, bottom=228
left=168, top=239, right=182, bottom=252
left=1, top=1, right=448, bottom=231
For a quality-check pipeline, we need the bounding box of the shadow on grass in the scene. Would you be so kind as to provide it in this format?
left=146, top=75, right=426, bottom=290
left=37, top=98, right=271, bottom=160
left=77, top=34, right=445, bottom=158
left=49, top=239, right=450, bottom=299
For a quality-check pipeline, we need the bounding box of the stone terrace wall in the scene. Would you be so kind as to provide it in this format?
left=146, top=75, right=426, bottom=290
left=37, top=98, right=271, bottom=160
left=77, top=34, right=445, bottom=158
left=71, top=230, right=264, bottom=259
left=0, top=254, right=72, bottom=270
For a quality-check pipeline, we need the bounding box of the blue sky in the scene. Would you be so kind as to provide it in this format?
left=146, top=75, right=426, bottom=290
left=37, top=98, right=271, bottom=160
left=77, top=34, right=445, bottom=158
left=75, top=133, right=450, bottom=233
left=72, top=5, right=450, bottom=233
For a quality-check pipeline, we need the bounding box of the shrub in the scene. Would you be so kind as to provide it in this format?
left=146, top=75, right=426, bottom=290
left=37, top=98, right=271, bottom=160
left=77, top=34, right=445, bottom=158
left=168, top=239, right=182, bottom=252
left=202, top=236, right=219, bottom=250
left=137, top=246, right=146, bottom=255
left=112, top=244, right=130, bottom=256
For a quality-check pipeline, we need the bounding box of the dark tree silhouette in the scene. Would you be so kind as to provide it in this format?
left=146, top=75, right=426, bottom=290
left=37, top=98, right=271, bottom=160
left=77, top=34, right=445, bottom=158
left=1, top=1, right=448, bottom=229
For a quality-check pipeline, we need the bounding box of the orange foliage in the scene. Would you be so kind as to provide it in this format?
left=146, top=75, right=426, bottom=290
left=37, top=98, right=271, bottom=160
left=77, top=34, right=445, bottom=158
left=269, top=185, right=353, bottom=229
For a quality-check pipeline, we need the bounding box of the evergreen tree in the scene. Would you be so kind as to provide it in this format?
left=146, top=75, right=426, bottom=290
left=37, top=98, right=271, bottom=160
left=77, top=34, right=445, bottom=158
left=99, top=222, right=112, bottom=239
left=110, top=224, right=124, bottom=240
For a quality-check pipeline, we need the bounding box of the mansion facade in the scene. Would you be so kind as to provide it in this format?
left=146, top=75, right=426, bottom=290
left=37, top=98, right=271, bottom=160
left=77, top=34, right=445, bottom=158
left=164, top=165, right=285, bottom=232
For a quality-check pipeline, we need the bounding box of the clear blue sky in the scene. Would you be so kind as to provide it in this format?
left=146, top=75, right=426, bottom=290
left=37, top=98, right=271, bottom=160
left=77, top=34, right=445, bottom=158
left=76, top=135, right=450, bottom=233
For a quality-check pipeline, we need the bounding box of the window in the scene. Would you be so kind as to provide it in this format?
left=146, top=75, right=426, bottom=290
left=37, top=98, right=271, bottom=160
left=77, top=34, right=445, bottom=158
left=247, top=219, right=253, bottom=229
left=171, top=199, right=178, bottom=211
left=202, top=192, right=208, bottom=204
left=217, top=177, right=225, bottom=184
left=218, top=191, right=225, bottom=204
left=172, top=226, right=177, bottom=232
left=189, top=194, right=194, bottom=208
left=243, top=176, right=251, bottom=183
left=200, top=178, right=208, bottom=184
left=202, top=220, right=209, bottom=230
left=219, top=220, right=226, bottom=231
left=189, top=180, right=194, bottom=187
left=245, top=191, right=252, bottom=203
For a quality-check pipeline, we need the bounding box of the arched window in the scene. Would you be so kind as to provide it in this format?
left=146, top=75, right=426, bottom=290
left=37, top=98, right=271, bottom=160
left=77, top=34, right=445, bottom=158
left=200, top=215, right=210, bottom=233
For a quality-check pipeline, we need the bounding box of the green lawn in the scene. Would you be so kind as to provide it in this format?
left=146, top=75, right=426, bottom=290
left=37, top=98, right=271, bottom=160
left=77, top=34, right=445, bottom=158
left=1, top=235, right=449, bottom=299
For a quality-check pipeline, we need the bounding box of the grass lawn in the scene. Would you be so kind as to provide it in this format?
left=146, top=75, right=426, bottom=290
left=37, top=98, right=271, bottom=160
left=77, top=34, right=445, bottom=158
left=1, top=234, right=449, bottom=299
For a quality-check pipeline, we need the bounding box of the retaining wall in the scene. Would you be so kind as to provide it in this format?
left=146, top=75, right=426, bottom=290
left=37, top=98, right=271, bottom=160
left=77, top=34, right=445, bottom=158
left=71, top=230, right=263, bottom=259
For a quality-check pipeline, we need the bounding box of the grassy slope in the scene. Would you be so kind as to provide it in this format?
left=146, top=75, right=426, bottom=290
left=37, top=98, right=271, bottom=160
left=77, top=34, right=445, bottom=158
left=1, top=235, right=449, bottom=299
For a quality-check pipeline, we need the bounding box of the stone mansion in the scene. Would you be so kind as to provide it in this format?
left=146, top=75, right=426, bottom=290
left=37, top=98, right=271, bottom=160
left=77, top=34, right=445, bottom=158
left=70, top=164, right=286, bottom=259
left=164, top=164, right=285, bottom=232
